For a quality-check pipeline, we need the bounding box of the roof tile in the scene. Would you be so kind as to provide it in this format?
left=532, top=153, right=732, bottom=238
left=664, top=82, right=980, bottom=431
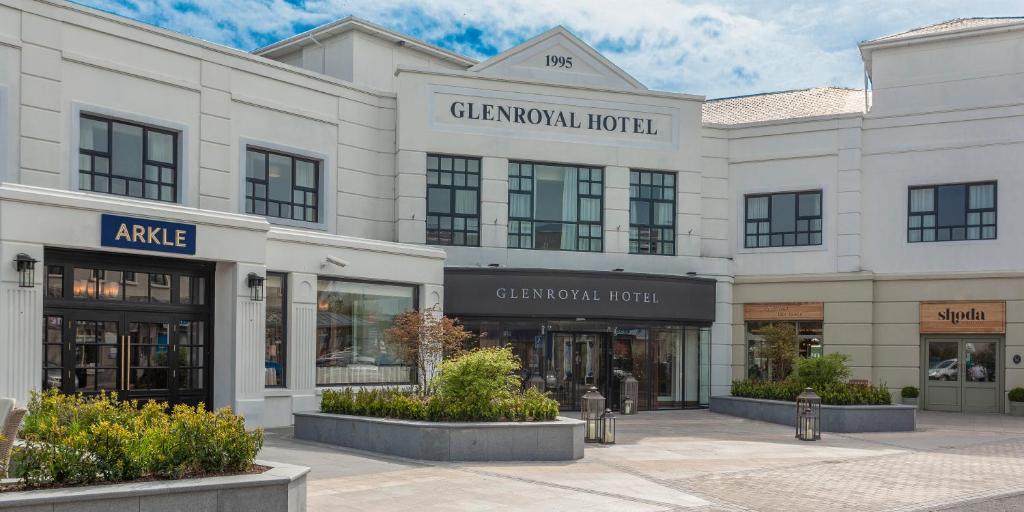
left=702, top=87, right=865, bottom=125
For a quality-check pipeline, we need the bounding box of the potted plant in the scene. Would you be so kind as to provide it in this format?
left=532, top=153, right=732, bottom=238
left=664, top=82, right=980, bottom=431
left=1009, top=387, right=1024, bottom=417
left=901, top=386, right=919, bottom=407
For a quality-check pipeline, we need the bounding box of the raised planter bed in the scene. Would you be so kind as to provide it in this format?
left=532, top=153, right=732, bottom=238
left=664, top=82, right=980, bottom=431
left=0, top=460, right=308, bottom=512
left=710, top=396, right=916, bottom=433
left=294, top=412, right=584, bottom=461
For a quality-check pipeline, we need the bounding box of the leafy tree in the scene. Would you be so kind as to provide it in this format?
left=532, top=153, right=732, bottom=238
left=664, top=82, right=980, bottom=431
left=385, top=305, right=473, bottom=394
left=755, top=323, right=799, bottom=381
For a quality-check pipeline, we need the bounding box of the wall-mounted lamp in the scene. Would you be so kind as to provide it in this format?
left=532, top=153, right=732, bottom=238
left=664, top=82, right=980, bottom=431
left=247, top=272, right=265, bottom=302
left=15, top=253, right=37, bottom=288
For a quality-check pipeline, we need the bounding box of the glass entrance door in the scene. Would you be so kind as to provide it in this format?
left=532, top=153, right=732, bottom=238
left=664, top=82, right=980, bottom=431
left=924, top=338, right=1000, bottom=413
left=547, top=332, right=606, bottom=410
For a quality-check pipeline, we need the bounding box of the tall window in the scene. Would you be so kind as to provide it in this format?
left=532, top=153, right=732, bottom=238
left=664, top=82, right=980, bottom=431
left=426, top=154, right=480, bottom=246
left=630, top=170, right=676, bottom=255
left=744, top=190, right=822, bottom=248
left=265, top=273, right=287, bottom=388
left=746, top=321, right=823, bottom=381
left=78, top=114, right=178, bottom=202
left=508, top=161, right=603, bottom=252
left=245, top=148, right=320, bottom=223
left=316, top=279, right=416, bottom=386
left=908, top=181, right=996, bottom=242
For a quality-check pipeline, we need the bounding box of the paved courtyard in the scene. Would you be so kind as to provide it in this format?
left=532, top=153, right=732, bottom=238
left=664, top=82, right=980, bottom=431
left=260, top=410, right=1024, bottom=512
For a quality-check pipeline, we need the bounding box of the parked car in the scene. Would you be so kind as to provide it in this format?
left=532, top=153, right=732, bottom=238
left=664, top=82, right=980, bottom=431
left=928, top=358, right=958, bottom=381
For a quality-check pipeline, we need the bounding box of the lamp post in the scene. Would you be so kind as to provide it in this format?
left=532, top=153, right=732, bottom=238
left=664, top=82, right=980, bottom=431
left=795, top=387, right=821, bottom=441
left=581, top=386, right=605, bottom=443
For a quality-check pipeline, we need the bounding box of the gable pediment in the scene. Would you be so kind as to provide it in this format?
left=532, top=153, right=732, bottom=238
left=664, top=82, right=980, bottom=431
left=470, top=27, right=646, bottom=90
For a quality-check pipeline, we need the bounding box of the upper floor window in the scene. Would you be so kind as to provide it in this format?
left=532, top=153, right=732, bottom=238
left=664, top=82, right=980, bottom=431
left=908, top=181, right=996, bottom=243
left=426, top=155, right=480, bottom=246
left=745, top=190, right=822, bottom=248
left=630, top=170, right=675, bottom=255
left=245, top=148, right=320, bottom=223
left=508, top=161, right=603, bottom=252
left=78, top=114, right=178, bottom=203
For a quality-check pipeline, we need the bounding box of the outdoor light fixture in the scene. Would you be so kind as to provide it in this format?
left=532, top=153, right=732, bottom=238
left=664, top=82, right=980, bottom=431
left=795, top=387, right=821, bottom=441
left=600, top=408, right=616, bottom=444
left=620, top=373, right=639, bottom=415
left=15, top=253, right=37, bottom=288
left=581, top=386, right=606, bottom=443
left=247, top=272, right=265, bottom=302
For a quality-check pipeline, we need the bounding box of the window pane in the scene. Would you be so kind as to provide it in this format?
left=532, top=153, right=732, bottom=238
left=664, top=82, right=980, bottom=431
left=246, top=151, right=266, bottom=179
left=80, top=118, right=108, bottom=152
left=936, top=184, right=966, bottom=227
left=316, top=280, right=416, bottom=386
left=268, top=154, right=293, bottom=202
left=579, top=198, right=600, bottom=222
left=455, top=190, right=477, bottom=215
left=428, top=188, right=451, bottom=214
left=799, top=193, right=821, bottom=216
left=534, top=165, right=571, bottom=221
left=510, top=193, right=530, bottom=218
left=111, top=123, right=144, bottom=178
left=654, top=203, right=673, bottom=226
left=969, top=183, right=994, bottom=209
left=910, top=188, right=934, bottom=212
left=147, top=131, right=174, bottom=164
left=296, top=160, right=316, bottom=188
left=746, top=196, right=768, bottom=220
left=265, top=274, right=286, bottom=387
left=770, top=193, right=796, bottom=232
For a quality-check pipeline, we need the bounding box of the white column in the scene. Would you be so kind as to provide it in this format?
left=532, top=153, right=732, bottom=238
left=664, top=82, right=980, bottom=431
left=288, top=272, right=318, bottom=412
left=711, top=277, right=734, bottom=398
left=603, top=166, right=629, bottom=254
left=0, top=242, right=43, bottom=406
left=836, top=119, right=863, bottom=272
left=395, top=150, right=426, bottom=244
left=479, top=157, right=508, bottom=248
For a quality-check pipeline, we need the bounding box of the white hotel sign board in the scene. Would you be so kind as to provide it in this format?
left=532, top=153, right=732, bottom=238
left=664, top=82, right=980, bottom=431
left=429, top=85, right=680, bottom=149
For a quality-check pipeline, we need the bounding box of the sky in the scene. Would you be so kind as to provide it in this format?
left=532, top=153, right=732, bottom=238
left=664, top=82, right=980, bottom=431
left=75, top=0, right=1022, bottom=98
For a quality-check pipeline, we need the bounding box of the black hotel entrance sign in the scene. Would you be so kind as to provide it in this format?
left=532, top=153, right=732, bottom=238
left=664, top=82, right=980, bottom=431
left=444, top=268, right=716, bottom=322
left=101, top=214, right=196, bottom=255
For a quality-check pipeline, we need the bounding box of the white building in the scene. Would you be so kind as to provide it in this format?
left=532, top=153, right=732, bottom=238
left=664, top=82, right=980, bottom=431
left=0, top=0, right=1020, bottom=426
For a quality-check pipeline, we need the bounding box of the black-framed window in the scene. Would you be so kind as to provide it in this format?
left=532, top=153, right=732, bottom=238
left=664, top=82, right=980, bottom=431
left=508, top=161, right=603, bottom=252
left=744, top=190, right=822, bottom=248
left=265, top=273, right=287, bottom=388
left=78, top=114, right=178, bottom=202
left=426, top=154, right=480, bottom=246
left=245, top=148, right=320, bottom=223
left=630, top=170, right=676, bottom=255
left=908, top=181, right=996, bottom=243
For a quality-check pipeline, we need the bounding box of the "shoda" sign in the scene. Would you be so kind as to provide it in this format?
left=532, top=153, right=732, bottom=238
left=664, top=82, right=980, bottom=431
left=100, top=214, right=196, bottom=255
left=920, top=301, right=1005, bottom=334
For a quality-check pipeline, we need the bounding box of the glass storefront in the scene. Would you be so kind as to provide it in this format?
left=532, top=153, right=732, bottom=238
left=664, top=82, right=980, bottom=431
left=316, top=279, right=416, bottom=386
left=460, top=318, right=711, bottom=411
left=745, top=320, right=823, bottom=380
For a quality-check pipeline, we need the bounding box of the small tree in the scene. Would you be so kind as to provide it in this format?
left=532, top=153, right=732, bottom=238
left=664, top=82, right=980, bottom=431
left=757, top=323, right=799, bottom=381
left=385, top=305, right=473, bottom=394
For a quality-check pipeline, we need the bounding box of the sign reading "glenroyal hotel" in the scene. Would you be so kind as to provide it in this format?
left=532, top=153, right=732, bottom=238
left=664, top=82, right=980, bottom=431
left=496, top=287, right=661, bottom=304
left=449, top=101, right=659, bottom=135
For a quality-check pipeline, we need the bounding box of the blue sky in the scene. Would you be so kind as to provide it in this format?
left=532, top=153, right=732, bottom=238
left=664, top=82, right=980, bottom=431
left=75, top=0, right=1021, bottom=98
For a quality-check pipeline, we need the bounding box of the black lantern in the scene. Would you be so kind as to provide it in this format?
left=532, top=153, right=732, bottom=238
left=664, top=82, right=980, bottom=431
left=620, top=373, right=639, bottom=415
left=246, top=272, right=265, bottom=301
left=15, top=253, right=37, bottom=288
left=795, top=387, right=821, bottom=441
left=581, top=386, right=605, bottom=443
left=600, top=408, right=616, bottom=444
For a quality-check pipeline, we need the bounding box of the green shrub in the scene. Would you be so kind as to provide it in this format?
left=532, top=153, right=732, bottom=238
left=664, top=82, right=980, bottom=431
left=791, top=354, right=851, bottom=390
left=319, top=348, right=559, bottom=422
left=901, top=386, right=919, bottom=399
left=12, top=390, right=263, bottom=487
left=1009, top=387, right=1024, bottom=402
left=731, top=379, right=891, bottom=406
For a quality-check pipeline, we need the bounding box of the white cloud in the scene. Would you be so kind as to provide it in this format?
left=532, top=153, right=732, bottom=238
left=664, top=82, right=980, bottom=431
left=75, top=0, right=1022, bottom=97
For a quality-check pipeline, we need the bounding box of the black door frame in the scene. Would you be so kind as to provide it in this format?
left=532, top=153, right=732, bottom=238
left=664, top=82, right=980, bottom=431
left=42, top=248, right=214, bottom=407
left=544, top=331, right=611, bottom=410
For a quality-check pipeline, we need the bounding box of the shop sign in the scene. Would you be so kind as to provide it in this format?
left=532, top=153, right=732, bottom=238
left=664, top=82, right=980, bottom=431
left=743, top=302, right=824, bottom=321
left=100, top=214, right=196, bottom=255
left=444, top=268, right=716, bottom=322
left=920, top=301, right=1005, bottom=334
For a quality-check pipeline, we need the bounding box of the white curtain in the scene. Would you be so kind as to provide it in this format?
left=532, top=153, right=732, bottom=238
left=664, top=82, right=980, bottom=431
left=969, top=184, right=994, bottom=209
left=561, top=167, right=578, bottom=250
left=747, top=196, right=769, bottom=219
left=910, top=188, right=934, bottom=212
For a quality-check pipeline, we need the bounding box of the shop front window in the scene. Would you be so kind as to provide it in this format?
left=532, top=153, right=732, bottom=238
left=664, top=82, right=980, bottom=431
left=746, top=321, right=823, bottom=381
left=265, top=273, right=286, bottom=388
left=508, top=161, right=603, bottom=252
left=316, top=279, right=416, bottom=386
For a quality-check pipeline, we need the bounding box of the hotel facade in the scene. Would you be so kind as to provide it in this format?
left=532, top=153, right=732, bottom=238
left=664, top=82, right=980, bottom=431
left=0, top=0, right=1021, bottom=426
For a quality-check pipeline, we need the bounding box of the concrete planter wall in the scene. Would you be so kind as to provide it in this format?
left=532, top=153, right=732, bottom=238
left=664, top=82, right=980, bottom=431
left=710, top=396, right=916, bottom=433
left=1009, top=401, right=1024, bottom=417
left=294, top=412, right=584, bottom=461
left=0, top=460, right=308, bottom=512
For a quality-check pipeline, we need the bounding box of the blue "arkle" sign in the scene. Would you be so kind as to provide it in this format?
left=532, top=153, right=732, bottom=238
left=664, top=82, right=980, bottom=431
left=101, top=214, right=196, bottom=255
